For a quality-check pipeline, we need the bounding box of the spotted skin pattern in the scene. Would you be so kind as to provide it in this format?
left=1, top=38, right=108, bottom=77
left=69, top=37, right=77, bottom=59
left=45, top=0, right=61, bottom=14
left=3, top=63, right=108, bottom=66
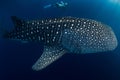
left=3, top=16, right=118, bottom=71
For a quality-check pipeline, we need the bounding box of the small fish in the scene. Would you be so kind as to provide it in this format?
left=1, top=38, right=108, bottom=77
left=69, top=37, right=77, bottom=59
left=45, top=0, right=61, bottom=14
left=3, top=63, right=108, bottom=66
left=3, top=16, right=118, bottom=71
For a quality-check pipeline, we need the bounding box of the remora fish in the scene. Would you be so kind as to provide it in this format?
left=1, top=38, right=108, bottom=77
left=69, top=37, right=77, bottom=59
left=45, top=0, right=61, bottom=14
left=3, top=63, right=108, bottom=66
left=3, top=16, right=118, bottom=71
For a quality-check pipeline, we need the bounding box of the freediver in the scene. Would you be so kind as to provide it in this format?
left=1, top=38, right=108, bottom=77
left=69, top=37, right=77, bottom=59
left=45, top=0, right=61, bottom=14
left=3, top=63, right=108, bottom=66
left=55, top=1, right=68, bottom=8
left=43, top=1, right=68, bottom=9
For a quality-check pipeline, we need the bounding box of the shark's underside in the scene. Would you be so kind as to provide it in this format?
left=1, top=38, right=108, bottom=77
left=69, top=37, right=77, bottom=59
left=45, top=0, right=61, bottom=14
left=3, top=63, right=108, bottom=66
left=3, top=16, right=118, bottom=71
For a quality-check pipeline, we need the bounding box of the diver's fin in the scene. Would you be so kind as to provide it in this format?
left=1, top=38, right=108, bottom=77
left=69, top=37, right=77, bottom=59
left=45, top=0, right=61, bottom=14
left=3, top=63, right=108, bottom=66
left=11, top=16, right=26, bottom=29
left=32, top=46, right=67, bottom=71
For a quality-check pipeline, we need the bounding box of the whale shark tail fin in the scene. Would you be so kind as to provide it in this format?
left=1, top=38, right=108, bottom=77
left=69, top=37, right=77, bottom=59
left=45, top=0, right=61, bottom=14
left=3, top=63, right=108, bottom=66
left=0, top=20, right=9, bottom=39
left=0, top=28, right=7, bottom=39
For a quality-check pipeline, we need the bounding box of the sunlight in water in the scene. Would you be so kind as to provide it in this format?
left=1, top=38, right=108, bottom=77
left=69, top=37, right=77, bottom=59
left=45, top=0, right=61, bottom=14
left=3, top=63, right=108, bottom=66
left=108, top=0, right=120, bottom=16
left=110, top=0, right=120, bottom=4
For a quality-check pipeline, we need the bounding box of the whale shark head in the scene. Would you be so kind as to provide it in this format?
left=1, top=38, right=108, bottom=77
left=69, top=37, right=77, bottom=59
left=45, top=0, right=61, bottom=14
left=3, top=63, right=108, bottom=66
left=61, top=22, right=118, bottom=54
left=3, top=16, right=118, bottom=71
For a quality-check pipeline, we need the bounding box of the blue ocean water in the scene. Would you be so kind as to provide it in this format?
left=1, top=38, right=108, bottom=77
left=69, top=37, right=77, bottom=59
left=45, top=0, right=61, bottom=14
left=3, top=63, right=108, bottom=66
left=0, top=0, right=120, bottom=80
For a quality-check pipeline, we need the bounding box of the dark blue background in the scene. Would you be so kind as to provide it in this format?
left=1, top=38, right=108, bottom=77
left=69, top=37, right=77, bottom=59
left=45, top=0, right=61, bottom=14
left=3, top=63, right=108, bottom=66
left=0, top=0, right=120, bottom=80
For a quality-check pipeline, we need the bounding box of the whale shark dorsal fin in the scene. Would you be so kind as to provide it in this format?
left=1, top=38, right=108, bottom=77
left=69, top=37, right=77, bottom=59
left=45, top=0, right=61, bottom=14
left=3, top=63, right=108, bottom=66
left=32, top=46, right=67, bottom=71
left=11, top=16, right=26, bottom=29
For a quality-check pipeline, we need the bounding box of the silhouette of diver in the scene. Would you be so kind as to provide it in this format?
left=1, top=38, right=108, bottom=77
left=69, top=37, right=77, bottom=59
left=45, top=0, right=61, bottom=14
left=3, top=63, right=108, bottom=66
left=43, top=1, right=68, bottom=9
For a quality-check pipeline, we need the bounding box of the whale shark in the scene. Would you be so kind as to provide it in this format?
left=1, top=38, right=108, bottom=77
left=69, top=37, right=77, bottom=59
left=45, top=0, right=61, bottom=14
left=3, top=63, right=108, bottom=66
left=3, top=16, right=118, bottom=71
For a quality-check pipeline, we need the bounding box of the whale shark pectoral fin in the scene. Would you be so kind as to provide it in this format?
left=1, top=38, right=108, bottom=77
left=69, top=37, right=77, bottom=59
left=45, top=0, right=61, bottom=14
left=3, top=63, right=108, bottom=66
left=32, top=46, right=67, bottom=71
